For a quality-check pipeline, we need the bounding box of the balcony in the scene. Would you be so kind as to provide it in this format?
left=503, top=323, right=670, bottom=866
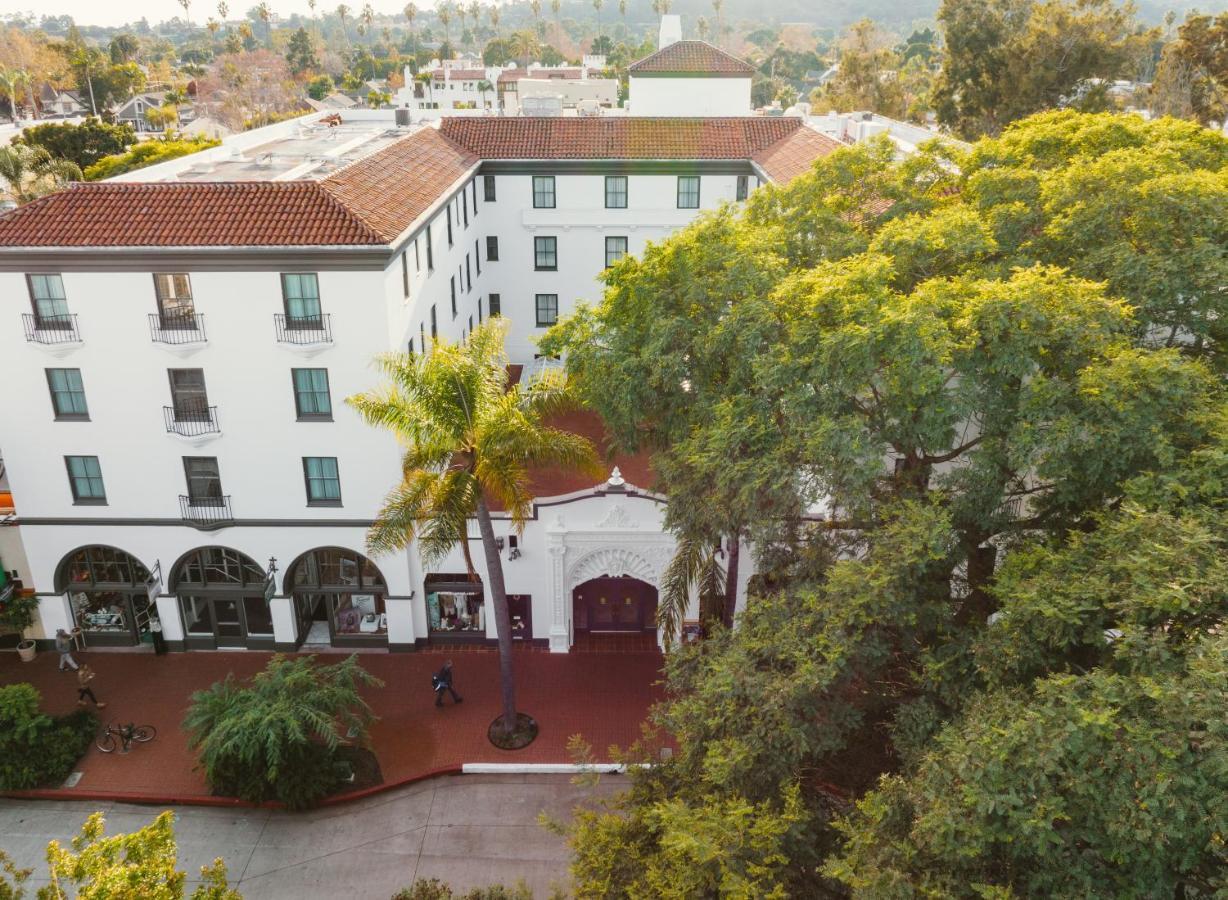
left=180, top=494, right=233, bottom=529
left=149, top=313, right=207, bottom=347
left=22, top=313, right=82, bottom=351
left=164, top=405, right=221, bottom=442
left=275, top=313, right=332, bottom=350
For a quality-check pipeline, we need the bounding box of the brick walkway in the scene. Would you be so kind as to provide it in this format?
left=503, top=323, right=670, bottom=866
left=0, top=646, right=665, bottom=803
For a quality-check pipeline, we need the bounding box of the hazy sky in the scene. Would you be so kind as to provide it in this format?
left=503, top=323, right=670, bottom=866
left=2, top=0, right=442, bottom=28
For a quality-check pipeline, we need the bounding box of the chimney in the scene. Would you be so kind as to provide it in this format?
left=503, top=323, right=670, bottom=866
left=658, top=14, right=681, bottom=49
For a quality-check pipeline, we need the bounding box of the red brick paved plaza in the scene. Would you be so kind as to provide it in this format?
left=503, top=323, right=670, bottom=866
left=0, top=646, right=665, bottom=803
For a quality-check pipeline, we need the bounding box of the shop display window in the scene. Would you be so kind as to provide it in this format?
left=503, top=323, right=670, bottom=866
left=428, top=590, right=485, bottom=633
left=70, top=590, right=128, bottom=633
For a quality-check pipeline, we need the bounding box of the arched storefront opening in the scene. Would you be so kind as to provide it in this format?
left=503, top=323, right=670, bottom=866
left=286, top=547, right=387, bottom=648
left=572, top=575, right=658, bottom=647
left=55, top=546, right=156, bottom=647
left=170, top=547, right=272, bottom=649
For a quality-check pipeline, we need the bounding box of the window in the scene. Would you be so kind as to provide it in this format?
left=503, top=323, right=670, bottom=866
left=536, top=293, right=558, bottom=327
left=46, top=368, right=88, bottom=419
left=677, top=176, right=700, bottom=209
left=426, top=226, right=434, bottom=270
left=153, top=273, right=195, bottom=326
left=168, top=368, right=210, bottom=420
left=489, top=293, right=501, bottom=316
left=486, top=235, right=499, bottom=261
left=292, top=368, right=332, bottom=420
left=408, top=337, right=415, bottom=356
left=462, top=186, right=469, bottom=227
left=27, top=274, right=70, bottom=327
left=605, top=236, right=628, bottom=268
left=430, top=304, right=438, bottom=338
left=414, top=237, right=421, bottom=271
left=736, top=174, right=749, bottom=201
left=534, top=236, right=558, bottom=271
left=421, top=322, right=427, bottom=349
left=474, top=239, right=481, bottom=276
left=183, top=457, right=223, bottom=505
left=532, top=175, right=555, bottom=208
left=281, top=273, right=321, bottom=323
left=446, top=206, right=453, bottom=246
left=465, top=255, right=472, bottom=291
left=478, top=295, right=483, bottom=323
left=303, top=456, right=342, bottom=505
left=401, top=252, right=410, bottom=298
left=450, top=275, right=457, bottom=317
left=605, top=175, right=627, bottom=209
left=472, top=177, right=479, bottom=214
left=483, top=174, right=496, bottom=201
left=65, top=455, right=106, bottom=504
left=468, top=315, right=474, bottom=333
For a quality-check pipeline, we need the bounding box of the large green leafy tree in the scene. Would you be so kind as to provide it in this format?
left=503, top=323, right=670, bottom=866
left=546, top=111, right=1228, bottom=894
left=14, top=118, right=136, bottom=171
left=348, top=319, right=600, bottom=738
left=932, top=0, right=1150, bottom=139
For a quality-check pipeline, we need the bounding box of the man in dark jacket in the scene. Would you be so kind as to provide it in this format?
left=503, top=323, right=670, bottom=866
left=432, top=660, right=462, bottom=707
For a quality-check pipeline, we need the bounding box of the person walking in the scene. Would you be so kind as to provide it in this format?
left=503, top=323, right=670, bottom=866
left=432, top=660, right=463, bottom=707
left=55, top=628, right=79, bottom=672
left=76, top=664, right=107, bottom=709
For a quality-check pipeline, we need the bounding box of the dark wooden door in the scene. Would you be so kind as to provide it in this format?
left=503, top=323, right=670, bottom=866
left=574, top=577, right=656, bottom=633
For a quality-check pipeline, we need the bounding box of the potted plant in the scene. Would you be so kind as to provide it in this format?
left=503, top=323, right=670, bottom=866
left=0, top=591, right=40, bottom=662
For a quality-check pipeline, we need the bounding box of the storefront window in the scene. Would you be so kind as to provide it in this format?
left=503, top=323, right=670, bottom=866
left=181, top=595, right=213, bottom=635
left=70, top=590, right=129, bottom=633
left=57, top=546, right=154, bottom=645
left=287, top=548, right=388, bottom=641
left=427, top=589, right=485, bottom=633
left=243, top=596, right=275, bottom=635
left=332, top=593, right=386, bottom=636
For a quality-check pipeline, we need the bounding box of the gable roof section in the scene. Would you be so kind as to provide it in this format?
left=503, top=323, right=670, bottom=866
left=628, top=40, right=755, bottom=77
left=0, top=181, right=384, bottom=248
left=751, top=125, right=843, bottom=182
left=320, top=126, right=479, bottom=243
left=439, top=116, right=801, bottom=160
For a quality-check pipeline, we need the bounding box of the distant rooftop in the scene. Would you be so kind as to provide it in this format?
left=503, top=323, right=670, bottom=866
left=112, top=110, right=421, bottom=184
left=628, top=40, right=755, bottom=78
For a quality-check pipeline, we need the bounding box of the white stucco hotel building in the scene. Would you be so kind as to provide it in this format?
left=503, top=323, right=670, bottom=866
left=0, top=40, right=840, bottom=654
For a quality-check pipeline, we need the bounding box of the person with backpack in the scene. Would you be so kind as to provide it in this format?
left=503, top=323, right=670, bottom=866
left=432, top=660, right=462, bottom=707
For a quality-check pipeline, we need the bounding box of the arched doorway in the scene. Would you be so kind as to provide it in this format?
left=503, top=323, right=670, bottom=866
left=572, top=576, right=658, bottom=642
left=286, top=547, right=387, bottom=648
left=56, top=546, right=156, bottom=648
left=170, top=547, right=272, bottom=649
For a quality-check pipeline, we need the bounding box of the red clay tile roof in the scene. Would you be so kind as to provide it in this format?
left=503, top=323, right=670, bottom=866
left=439, top=116, right=803, bottom=160
left=628, top=40, right=755, bottom=77
left=433, top=69, right=488, bottom=80
left=0, top=181, right=384, bottom=247
left=527, top=409, right=656, bottom=499
left=751, top=125, right=843, bottom=182
left=320, top=127, right=479, bottom=242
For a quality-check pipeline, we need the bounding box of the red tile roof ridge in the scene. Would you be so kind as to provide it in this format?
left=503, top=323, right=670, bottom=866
left=628, top=40, right=756, bottom=76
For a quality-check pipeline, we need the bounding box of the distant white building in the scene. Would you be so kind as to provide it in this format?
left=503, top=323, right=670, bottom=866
left=627, top=31, right=754, bottom=116
left=809, top=110, right=963, bottom=153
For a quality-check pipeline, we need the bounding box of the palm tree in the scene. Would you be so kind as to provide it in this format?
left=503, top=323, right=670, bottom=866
left=488, top=3, right=500, bottom=36
left=404, top=2, right=417, bottom=43
left=178, top=0, right=193, bottom=28
left=217, top=0, right=229, bottom=19
left=696, top=15, right=708, bottom=40
left=618, top=0, right=626, bottom=39
left=348, top=320, right=600, bottom=739
left=658, top=535, right=726, bottom=646
left=550, top=0, right=560, bottom=43
left=592, top=0, right=603, bottom=37
left=477, top=77, right=492, bottom=107
left=206, top=17, right=220, bottom=35
left=0, top=69, right=17, bottom=121
left=467, top=1, right=480, bottom=47
left=0, top=144, right=81, bottom=205
left=336, top=3, right=352, bottom=48
left=710, top=0, right=722, bottom=46
left=438, top=2, right=452, bottom=46
left=509, top=28, right=539, bottom=64
left=360, top=2, right=375, bottom=44
left=256, top=1, right=272, bottom=45
left=529, top=0, right=542, bottom=35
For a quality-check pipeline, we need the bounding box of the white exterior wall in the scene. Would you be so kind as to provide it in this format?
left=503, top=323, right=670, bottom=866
left=629, top=77, right=752, bottom=117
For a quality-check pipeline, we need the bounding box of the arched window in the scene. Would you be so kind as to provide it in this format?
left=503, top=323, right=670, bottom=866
left=170, top=546, right=266, bottom=590
left=55, top=546, right=154, bottom=646
left=286, top=547, right=387, bottom=644
left=170, top=547, right=272, bottom=649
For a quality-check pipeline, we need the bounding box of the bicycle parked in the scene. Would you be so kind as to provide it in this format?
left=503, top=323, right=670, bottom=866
left=96, top=722, right=157, bottom=754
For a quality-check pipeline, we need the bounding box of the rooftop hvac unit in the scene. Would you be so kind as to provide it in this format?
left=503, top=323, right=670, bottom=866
left=395, top=107, right=411, bottom=127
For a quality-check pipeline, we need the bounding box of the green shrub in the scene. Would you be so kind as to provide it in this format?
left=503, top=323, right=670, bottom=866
left=184, top=654, right=382, bottom=810
left=391, top=879, right=535, bottom=900
left=82, top=137, right=220, bottom=181
left=0, top=684, right=97, bottom=790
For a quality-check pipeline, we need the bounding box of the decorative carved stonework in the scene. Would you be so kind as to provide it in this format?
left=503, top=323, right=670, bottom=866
left=595, top=503, right=639, bottom=530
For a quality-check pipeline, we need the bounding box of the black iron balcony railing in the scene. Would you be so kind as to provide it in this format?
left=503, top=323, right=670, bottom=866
left=22, top=313, right=81, bottom=344
left=164, top=404, right=220, bottom=437
left=149, top=312, right=206, bottom=344
left=179, top=494, right=233, bottom=528
left=274, top=313, right=332, bottom=345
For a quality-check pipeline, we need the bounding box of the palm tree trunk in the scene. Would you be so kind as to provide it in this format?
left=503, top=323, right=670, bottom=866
left=722, top=530, right=740, bottom=628
left=474, top=493, right=517, bottom=734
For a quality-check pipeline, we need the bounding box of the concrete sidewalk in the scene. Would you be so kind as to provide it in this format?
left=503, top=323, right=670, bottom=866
left=0, top=773, right=620, bottom=898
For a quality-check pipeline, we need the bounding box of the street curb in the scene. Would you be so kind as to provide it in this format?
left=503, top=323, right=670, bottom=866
left=462, top=763, right=632, bottom=774
left=1, top=764, right=466, bottom=810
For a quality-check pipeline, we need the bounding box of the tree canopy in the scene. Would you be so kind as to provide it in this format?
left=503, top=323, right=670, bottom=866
left=545, top=111, right=1228, bottom=896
